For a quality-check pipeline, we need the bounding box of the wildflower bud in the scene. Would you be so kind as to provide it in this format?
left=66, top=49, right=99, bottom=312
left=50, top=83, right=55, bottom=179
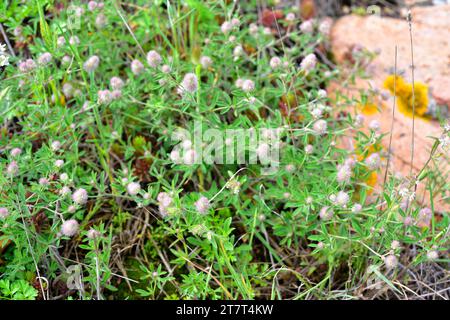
left=200, top=56, right=212, bottom=69
left=220, top=21, right=233, bottom=34
left=179, top=73, right=198, bottom=94
left=352, top=203, right=362, bottom=213
left=51, top=140, right=61, bottom=151
left=195, top=196, right=210, bottom=214
left=127, top=182, right=141, bottom=196
left=319, top=206, right=334, bottom=221
left=146, top=50, right=162, bottom=68
left=337, top=164, right=352, bottom=184
left=10, top=148, right=22, bottom=157
left=97, top=89, right=112, bottom=104
left=6, top=161, right=18, bottom=176
left=72, top=188, right=88, bottom=205
left=335, top=191, right=349, bottom=207
left=183, top=149, right=198, bottom=165
left=311, top=107, right=323, bottom=119
left=131, top=59, right=144, bottom=75
left=241, top=79, right=255, bottom=93
left=286, top=13, right=296, bottom=22
left=305, top=144, right=314, bottom=154
left=426, top=250, right=439, bottom=260
left=369, top=119, right=381, bottom=131
left=300, top=20, right=314, bottom=33
left=55, top=159, right=64, bottom=168
left=365, top=153, right=381, bottom=170
left=285, top=164, right=295, bottom=172
left=87, top=228, right=101, bottom=239
left=228, top=35, right=236, bottom=42
left=61, top=219, right=79, bottom=237
left=110, top=77, right=124, bottom=90
left=0, top=208, right=9, bottom=219
left=83, top=55, right=100, bottom=73
left=383, top=254, right=398, bottom=269
left=13, top=26, right=23, bottom=37
left=88, top=1, right=98, bottom=11
left=60, top=186, right=71, bottom=196
left=300, top=53, right=317, bottom=73
left=38, top=52, right=52, bottom=65
left=270, top=56, right=282, bottom=69
left=249, top=23, right=258, bottom=35
left=61, top=55, right=72, bottom=67
left=391, top=240, right=401, bottom=250
left=69, top=36, right=80, bottom=45
left=313, top=119, right=327, bottom=135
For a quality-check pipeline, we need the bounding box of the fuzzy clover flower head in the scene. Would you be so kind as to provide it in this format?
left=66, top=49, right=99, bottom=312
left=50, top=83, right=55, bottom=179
left=391, top=240, right=401, bottom=250
left=305, top=144, right=314, bottom=154
left=18, top=59, right=36, bottom=72
left=39, top=177, right=50, bottom=186
left=61, top=55, right=72, bottom=67
left=249, top=23, right=258, bottom=35
left=110, top=77, right=124, bottom=90
left=233, top=45, right=244, bottom=59
left=179, top=73, right=198, bottom=95
left=200, top=56, right=213, bottom=69
left=183, top=149, right=199, bottom=165
left=335, top=191, right=350, bottom=207
left=38, top=52, right=52, bottom=65
left=300, top=53, right=317, bottom=73
left=157, top=192, right=173, bottom=217
left=417, top=207, right=432, bottom=227
left=220, top=21, right=233, bottom=34
left=354, top=114, right=365, bottom=127
left=337, top=164, right=352, bottom=184
left=72, top=188, right=88, bottom=205
left=60, top=173, right=69, bottom=182
left=256, top=143, right=270, bottom=160
left=160, top=64, right=171, bottom=73
left=97, top=89, right=112, bottom=104
left=111, top=90, right=122, bottom=100
left=426, top=250, right=439, bottom=261
left=270, top=56, right=282, bottom=69
left=231, top=18, right=240, bottom=27
left=369, top=119, right=381, bottom=131
left=60, top=186, right=71, bottom=196
left=57, top=36, right=66, bottom=47
left=286, top=13, right=296, bottom=22
left=313, top=119, right=327, bottom=135
left=0, top=207, right=9, bottom=219
left=87, top=228, right=101, bottom=239
left=241, top=79, right=255, bottom=93
left=146, top=50, right=162, bottom=68
left=127, top=182, right=141, bottom=196
left=383, top=254, right=398, bottom=269
left=88, top=1, right=98, bottom=11
left=131, top=59, right=144, bottom=75
left=319, top=18, right=332, bottom=36
left=317, top=89, right=327, bottom=99
left=61, top=219, right=79, bottom=237
left=352, top=203, right=362, bottom=213
left=6, top=161, right=18, bottom=176
left=95, top=13, right=107, bottom=29
left=235, top=78, right=244, bottom=88
left=195, top=196, right=210, bottom=214
left=10, top=148, right=22, bottom=157
left=365, top=153, right=381, bottom=170
left=83, top=55, right=100, bottom=73
left=69, top=36, right=80, bottom=45
left=55, top=159, right=64, bottom=168
left=300, top=19, right=314, bottom=33
left=319, top=206, right=334, bottom=221
left=51, top=140, right=61, bottom=151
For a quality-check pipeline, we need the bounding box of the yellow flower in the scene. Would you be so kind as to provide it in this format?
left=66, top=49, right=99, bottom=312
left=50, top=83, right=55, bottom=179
left=383, top=75, right=429, bottom=118
left=358, top=102, right=378, bottom=115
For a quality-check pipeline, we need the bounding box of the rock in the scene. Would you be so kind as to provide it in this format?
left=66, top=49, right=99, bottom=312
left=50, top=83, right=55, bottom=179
left=329, top=6, right=449, bottom=212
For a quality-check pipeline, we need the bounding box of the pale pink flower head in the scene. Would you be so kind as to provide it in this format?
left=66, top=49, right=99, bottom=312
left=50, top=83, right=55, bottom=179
left=10, top=148, right=22, bottom=157
left=300, top=53, right=317, bottom=73
left=304, top=144, right=314, bottom=154
left=300, top=20, right=314, bottom=33
left=146, top=50, right=162, bottom=68
left=97, top=89, right=112, bottom=104
left=200, top=56, right=213, bottom=69
left=39, top=177, right=50, bottom=186
left=270, top=56, right=282, bottom=69
left=111, top=90, right=122, bottom=100
left=83, top=55, right=100, bottom=73
left=241, top=79, right=255, bottom=93
left=69, top=36, right=80, bottom=45
left=95, top=13, right=107, bottom=29
left=313, top=119, right=327, bottom=135
left=426, top=250, right=439, bottom=260
left=319, top=206, right=334, bottom=221
left=87, top=228, right=101, bottom=239
left=195, top=196, right=210, bottom=214
left=131, top=59, right=144, bottom=75
left=61, top=219, right=79, bottom=237
left=384, top=254, right=398, bottom=269
left=110, top=77, right=124, bottom=90
left=352, top=203, right=362, bottom=213
left=365, top=153, right=381, bottom=170
left=337, top=164, right=352, bottom=184
left=127, top=182, right=141, bottom=196
left=88, top=1, right=98, bottom=11
left=57, top=36, right=66, bottom=47
left=0, top=207, right=9, bottom=219
left=72, top=188, right=88, bottom=205
left=286, top=13, right=296, bottom=22
left=38, top=52, right=52, bottom=65
left=335, top=191, right=350, bottom=207
left=220, top=21, right=233, bottom=34
left=179, top=73, right=198, bottom=94
left=6, top=161, right=18, bottom=176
